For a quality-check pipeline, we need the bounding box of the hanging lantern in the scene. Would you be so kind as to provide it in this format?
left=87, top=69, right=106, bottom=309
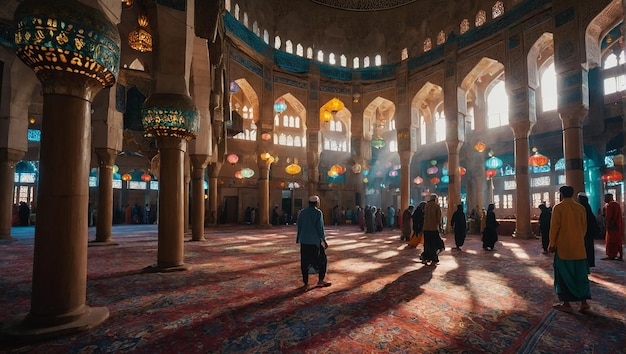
left=274, top=97, right=287, bottom=113
left=442, top=167, right=448, bottom=175
left=602, top=170, right=623, bottom=182
left=285, top=163, right=302, bottom=175
left=528, top=148, right=549, bottom=167
left=229, top=81, right=240, bottom=93
left=128, top=13, right=153, bottom=53
left=351, top=163, right=362, bottom=174
left=226, top=153, right=239, bottom=165
left=430, top=177, right=440, bottom=185
left=328, top=170, right=338, bottom=177
left=330, top=164, right=342, bottom=174
left=241, top=168, right=255, bottom=178
left=430, top=160, right=438, bottom=166
left=458, top=167, right=467, bottom=176
left=363, top=177, right=369, bottom=183
left=327, top=98, right=345, bottom=112
left=613, top=154, right=624, bottom=166
left=338, top=165, right=347, bottom=174
left=235, top=170, right=243, bottom=179
left=321, top=110, right=333, bottom=122
left=261, top=132, right=272, bottom=141
left=485, top=169, right=497, bottom=178
left=426, top=166, right=438, bottom=175
left=113, top=165, right=119, bottom=173
left=389, top=170, right=399, bottom=177
left=141, top=173, right=152, bottom=182
left=413, top=176, right=423, bottom=185
left=121, top=173, right=132, bottom=181
left=474, top=141, right=486, bottom=152
left=362, top=168, right=370, bottom=176
left=441, top=175, right=450, bottom=184
left=485, top=156, right=503, bottom=169
left=371, top=137, right=386, bottom=149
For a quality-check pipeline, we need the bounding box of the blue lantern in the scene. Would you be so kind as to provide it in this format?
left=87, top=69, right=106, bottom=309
left=441, top=175, right=450, bottom=184
left=485, top=156, right=503, bottom=169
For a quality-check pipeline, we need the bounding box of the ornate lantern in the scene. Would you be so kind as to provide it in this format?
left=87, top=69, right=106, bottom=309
left=371, top=137, right=386, bottom=149
left=328, top=170, right=338, bottom=177
left=485, top=156, right=503, bottom=169
left=389, top=170, right=399, bottom=177
left=528, top=148, right=549, bottom=167
left=351, top=163, right=362, bottom=174
left=485, top=169, right=497, bottom=178
left=430, top=177, right=440, bottom=185
left=122, top=173, right=132, bottom=181
left=427, top=166, right=438, bottom=175
left=441, top=175, right=449, bottom=184
left=234, top=170, right=243, bottom=179
left=128, top=13, right=153, bottom=53
left=227, top=153, right=239, bottom=165
left=327, top=98, right=345, bottom=112
left=602, top=170, right=623, bottom=182
left=413, top=176, right=423, bottom=185
left=285, top=163, right=301, bottom=175
left=474, top=141, right=486, bottom=152
left=321, top=110, right=333, bottom=123
left=141, top=173, right=151, bottom=182
left=274, top=97, right=287, bottom=113
left=458, top=167, right=467, bottom=176
left=229, top=81, right=240, bottom=93
left=241, top=168, right=255, bottom=178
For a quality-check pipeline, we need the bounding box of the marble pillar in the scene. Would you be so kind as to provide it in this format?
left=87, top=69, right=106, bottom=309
left=560, top=108, right=587, bottom=195
left=190, top=154, right=210, bottom=241
left=91, top=148, right=118, bottom=245
left=511, top=121, right=533, bottom=239
left=399, top=151, right=413, bottom=213
left=0, top=149, right=24, bottom=240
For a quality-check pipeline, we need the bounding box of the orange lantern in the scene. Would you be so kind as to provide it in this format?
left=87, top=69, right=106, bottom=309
left=285, top=163, right=301, bottom=175
left=485, top=169, right=497, bottom=178
left=602, top=170, right=623, bottom=182
left=327, top=98, right=345, bottom=112
left=235, top=170, right=243, bottom=179
left=121, top=173, right=132, bottom=181
left=321, top=110, right=333, bottom=122
left=141, top=173, right=151, bottom=182
left=328, top=170, right=338, bottom=177
left=458, top=167, right=467, bottom=176
left=430, top=177, right=440, bottom=185
left=528, top=148, right=549, bottom=167
left=261, top=132, right=272, bottom=141
left=474, top=141, right=486, bottom=152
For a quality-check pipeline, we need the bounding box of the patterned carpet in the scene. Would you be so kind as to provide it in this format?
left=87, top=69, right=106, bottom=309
left=0, top=224, right=624, bottom=353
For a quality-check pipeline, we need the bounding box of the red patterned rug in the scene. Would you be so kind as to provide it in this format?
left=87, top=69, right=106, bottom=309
left=0, top=225, right=624, bottom=353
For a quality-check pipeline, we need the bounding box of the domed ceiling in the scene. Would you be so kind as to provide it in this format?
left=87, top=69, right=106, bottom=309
left=309, top=0, right=417, bottom=11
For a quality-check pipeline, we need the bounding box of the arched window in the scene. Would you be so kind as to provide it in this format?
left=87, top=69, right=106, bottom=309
left=296, top=44, right=303, bottom=57
left=476, top=10, right=486, bottom=27
left=487, top=80, right=509, bottom=128
left=286, top=135, right=294, bottom=146
left=289, top=116, right=295, bottom=127
left=492, top=1, right=504, bottom=19
left=283, top=115, right=289, bottom=127
left=603, top=52, right=626, bottom=95
left=317, top=50, right=324, bottom=62
left=401, top=48, right=408, bottom=60
left=285, top=40, right=293, bottom=53
left=252, top=21, right=260, bottom=36
left=274, top=36, right=281, bottom=49
left=467, top=106, right=475, bottom=130
left=234, top=4, right=240, bottom=20
left=375, top=54, right=382, bottom=66
left=128, top=58, right=145, bottom=71
left=329, top=53, right=336, bottom=65
left=294, top=136, right=302, bottom=147
left=389, top=140, right=397, bottom=152
left=330, top=140, right=338, bottom=151
left=323, top=139, right=330, bottom=150
left=335, top=121, right=342, bottom=132
left=250, top=129, right=256, bottom=141
left=363, top=56, right=370, bottom=68
left=460, top=19, right=470, bottom=34
left=243, top=13, right=249, bottom=27
left=242, top=106, right=249, bottom=119
left=420, top=115, right=426, bottom=145
left=424, top=38, right=432, bottom=52
left=279, top=133, right=286, bottom=145
left=541, top=62, right=557, bottom=111
left=274, top=114, right=280, bottom=126
left=389, top=119, right=396, bottom=131
left=437, top=31, right=446, bottom=45
left=435, top=111, right=446, bottom=142
left=263, top=30, right=269, bottom=44
left=295, top=117, right=300, bottom=128
left=307, top=47, right=313, bottom=59
left=329, top=121, right=336, bottom=131
left=353, top=57, right=360, bottom=69
left=340, top=55, right=347, bottom=67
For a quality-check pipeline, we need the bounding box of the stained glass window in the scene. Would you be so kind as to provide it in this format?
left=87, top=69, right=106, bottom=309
left=437, top=31, right=446, bottom=45
left=460, top=19, right=470, bottom=34
left=476, top=10, right=486, bottom=27
left=492, top=1, right=504, bottom=19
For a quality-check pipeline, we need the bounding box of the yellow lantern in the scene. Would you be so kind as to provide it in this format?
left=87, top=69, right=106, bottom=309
left=285, top=163, right=301, bottom=175
left=327, top=98, right=345, bottom=112
left=321, top=110, right=333, bottom=122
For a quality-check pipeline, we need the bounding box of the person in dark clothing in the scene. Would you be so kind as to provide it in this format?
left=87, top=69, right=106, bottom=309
left=482, top=204, right=499, bottom=251
left=271, top=205, right=280, bottom=225
left=411, top=202, right=425, bottom=238
left=18, top=202, right=30, bottom=226
left=365, top=206, right=375, bottom=233
left=538, top=203, right=552, bottom=253
left=577, top=193, right=600, bottom=269
left=450, top=204, right=467, bottom=250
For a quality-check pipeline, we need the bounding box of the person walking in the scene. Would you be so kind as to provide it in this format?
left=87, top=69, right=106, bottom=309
left=538, top=203, right=552, bottom=254
left=482, top=204, right=499, bottom=251
left=450, top=204, right=467, bottom=250
left=549, top=185, right=591, bottom=313
left=408, top=201, right=426, bottom=249
left=401, top=205, right=414, bottom=241
left=387, top=205, right=396, bottom=229
left=577, top=193, right=600, bottom=269
left=602, top=193, right=623, bottom=261
left=296, top=195, right=331, bottom=291
left=421, top=194, right=445, bottom=265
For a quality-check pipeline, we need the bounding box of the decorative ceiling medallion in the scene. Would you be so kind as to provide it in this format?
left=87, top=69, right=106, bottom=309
left=309, top=0, right=416, bottom=11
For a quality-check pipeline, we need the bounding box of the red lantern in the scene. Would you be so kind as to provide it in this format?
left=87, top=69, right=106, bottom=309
left=529, top=150, right=549, bottom=167
left=235, top=170, right=243, bottom=179
left=458, top=167, right=467, bottom=176
left=485, top=169, right=496, bottom=178
left=474, top=141, right=486, bottom=152
left=603, top=170, right=623, bottom=182
left=430, top=177, right=440, bottom=185
left=261, top=132, right=272, bottom=141
left=141, top=173, right=151, bottom=182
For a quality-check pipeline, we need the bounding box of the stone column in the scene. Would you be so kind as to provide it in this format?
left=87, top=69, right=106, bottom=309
left=207, top=162, right=222, bottom=225
left=510, top=121, right=533, bottom=239
left=560, top=108, right=587, bottom=195
left=0, top=149, right=24, bottom=240
left=3, top=0, right=120, bottom=339
left=92, top=148, right=118, bottom=245
left=190, top=154, right=209, bottom=241
left=257, top=157, right=273, bottom=227
left=399, top=151, right=413, bottom=212
left=184, top=153, right=191, bottom=233
left=445, top=140, right=462, bottom=232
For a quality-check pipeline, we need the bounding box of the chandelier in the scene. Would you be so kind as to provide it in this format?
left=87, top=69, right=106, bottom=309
left=128, top=14, right=152, bottom=52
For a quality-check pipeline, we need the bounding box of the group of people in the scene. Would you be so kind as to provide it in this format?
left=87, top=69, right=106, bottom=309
left=356, top=205, right=396, bottom=233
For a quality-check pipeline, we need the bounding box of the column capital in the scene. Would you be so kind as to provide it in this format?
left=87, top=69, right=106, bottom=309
left=190, top=154, right=211, bottom=170
left=509, top=120, right=534, bottom=139
left=0, top=148, right=26, bottom=165
left=445, top=140, right=462, bottom=154
left=559, top=105, right=588, bottom=129
left=399, top=151, right=413, bottom=165
left=94, top=148, right=119, bottom=168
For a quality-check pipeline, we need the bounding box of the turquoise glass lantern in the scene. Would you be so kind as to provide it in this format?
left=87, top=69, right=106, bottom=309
left=485, top=156, right=503, bottom=169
